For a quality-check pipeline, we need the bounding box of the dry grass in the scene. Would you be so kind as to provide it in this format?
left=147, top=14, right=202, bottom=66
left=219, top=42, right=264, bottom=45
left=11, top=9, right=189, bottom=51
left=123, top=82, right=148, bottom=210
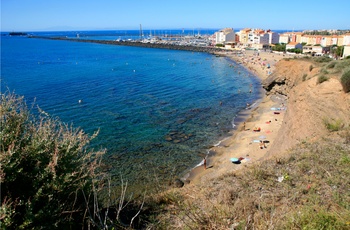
left=145, top=131, right=350, bottom=229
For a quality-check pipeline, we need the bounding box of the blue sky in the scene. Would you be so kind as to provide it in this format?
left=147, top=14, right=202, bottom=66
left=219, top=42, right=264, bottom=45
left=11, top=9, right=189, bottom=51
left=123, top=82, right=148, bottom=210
left=1, top=0, right=349, bottom=31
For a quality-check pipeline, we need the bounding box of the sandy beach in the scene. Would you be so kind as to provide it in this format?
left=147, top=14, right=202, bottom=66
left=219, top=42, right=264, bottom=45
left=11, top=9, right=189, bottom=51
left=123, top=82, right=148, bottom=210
left=184, top=49, right=286, bottom=184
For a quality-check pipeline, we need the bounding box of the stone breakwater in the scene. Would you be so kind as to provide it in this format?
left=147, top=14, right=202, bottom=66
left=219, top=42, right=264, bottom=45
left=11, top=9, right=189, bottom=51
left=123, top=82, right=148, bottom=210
left=29, top=36, right=237, bottom=54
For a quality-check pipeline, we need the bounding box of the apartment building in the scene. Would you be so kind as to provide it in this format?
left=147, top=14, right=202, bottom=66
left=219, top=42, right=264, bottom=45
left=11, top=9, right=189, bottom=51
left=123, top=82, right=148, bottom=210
left=215, top=28, right=235, bottom=45
left=268, top=31, right=280, bottom=44
left=343, top=33, right=350, bottom=45
left=239, top=28, right=251, bottom=44
left=279, top=33, right=291, bottom=44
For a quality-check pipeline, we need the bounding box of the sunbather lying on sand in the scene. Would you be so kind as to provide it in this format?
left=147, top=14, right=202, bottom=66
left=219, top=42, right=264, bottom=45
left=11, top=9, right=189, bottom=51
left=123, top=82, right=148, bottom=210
left=253, top=127, right=261, bottom=132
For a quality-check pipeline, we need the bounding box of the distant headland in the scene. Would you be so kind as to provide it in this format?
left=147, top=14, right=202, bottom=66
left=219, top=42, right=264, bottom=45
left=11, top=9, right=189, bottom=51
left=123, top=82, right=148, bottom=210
left=9, top=32, right=27, bottom=36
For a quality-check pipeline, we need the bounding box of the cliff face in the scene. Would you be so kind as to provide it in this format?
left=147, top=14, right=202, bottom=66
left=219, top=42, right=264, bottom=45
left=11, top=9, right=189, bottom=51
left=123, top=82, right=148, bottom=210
left=262, top=59, right=350, bottom=158
left=262, top=59, right=319, bottom=96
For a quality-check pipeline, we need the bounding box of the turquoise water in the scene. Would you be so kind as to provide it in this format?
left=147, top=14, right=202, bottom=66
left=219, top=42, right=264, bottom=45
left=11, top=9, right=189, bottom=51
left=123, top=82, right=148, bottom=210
left=1, top=31, right=260, bottom=190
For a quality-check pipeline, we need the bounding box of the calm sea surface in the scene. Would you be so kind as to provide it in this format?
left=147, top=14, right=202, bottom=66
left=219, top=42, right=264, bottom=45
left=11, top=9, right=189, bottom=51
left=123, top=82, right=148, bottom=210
left=1, top=30, right=261, bottom=191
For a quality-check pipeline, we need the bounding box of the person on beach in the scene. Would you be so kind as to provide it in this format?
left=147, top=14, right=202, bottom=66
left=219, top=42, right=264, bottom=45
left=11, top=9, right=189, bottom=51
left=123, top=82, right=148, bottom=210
left=203, top=157, right=207, bottom=170
left=259, top=140, right=266, bottom=149
left=253, top=127, right=261, bottom=132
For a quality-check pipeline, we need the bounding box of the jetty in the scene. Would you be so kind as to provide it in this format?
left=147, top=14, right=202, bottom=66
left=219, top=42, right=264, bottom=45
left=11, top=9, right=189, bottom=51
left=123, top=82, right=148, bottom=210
left=29, top=36, right=239, bottom=54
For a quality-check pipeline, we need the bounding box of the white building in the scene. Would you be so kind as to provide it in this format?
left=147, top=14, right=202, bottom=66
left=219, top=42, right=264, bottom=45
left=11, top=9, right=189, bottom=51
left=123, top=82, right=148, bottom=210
left=215, top=28, right=235, bottom=45
left=246, top=29, right=264, bottom=44
left=286, top=42, right=302, bottom=50
left=343, top=45, right=350, bottom=58
left=279, top=33, right=291, bottom=44
left=343, top=33, right=350, bottom=45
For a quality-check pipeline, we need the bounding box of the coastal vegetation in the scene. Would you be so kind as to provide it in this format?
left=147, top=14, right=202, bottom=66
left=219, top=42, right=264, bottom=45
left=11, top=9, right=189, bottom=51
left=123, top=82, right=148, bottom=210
left=271, top=43, right=286, bottom=52
left=317, top=74, right=329, bottom=84
left=314, top=57, right=350, bottom=92
left=303, top=30, right=350, bottom=36
left=341, top=68, right=350, bottom=92
left=0, top=92, right=106, bottom=229
left=286, top=48, right=302, bottom=54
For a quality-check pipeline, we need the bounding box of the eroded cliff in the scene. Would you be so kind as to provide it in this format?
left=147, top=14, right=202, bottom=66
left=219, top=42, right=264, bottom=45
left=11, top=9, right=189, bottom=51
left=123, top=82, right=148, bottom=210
left=262, top=59, right=350, bottom=158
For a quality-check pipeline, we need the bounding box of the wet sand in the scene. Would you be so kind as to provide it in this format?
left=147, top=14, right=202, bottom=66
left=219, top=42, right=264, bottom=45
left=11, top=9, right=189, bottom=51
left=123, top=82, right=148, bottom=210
left=183, top=50, right=286, bottom=184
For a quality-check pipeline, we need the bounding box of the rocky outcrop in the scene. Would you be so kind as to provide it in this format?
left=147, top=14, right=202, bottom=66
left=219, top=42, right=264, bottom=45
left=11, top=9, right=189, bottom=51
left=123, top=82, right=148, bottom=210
left=262, top=59, right=317, bottom=96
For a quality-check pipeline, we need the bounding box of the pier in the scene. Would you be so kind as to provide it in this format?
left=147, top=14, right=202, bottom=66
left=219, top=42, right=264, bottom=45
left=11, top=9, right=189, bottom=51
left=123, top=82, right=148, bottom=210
left=29, top=36, right=238, bottom=54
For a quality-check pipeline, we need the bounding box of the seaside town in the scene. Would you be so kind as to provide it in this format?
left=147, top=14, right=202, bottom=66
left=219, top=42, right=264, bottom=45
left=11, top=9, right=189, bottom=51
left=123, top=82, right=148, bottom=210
left=138, top=27, right=350, bottom=59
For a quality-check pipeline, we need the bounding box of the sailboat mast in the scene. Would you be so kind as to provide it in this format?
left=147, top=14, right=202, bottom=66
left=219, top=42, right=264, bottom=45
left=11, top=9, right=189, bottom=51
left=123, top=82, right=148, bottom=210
left=140, top=24, right=143, bottom=41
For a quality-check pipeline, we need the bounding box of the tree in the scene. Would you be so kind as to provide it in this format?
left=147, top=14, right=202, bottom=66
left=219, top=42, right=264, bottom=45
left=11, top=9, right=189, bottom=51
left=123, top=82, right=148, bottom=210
left=0, top=91, right=105, bottom=229
left=335, top=46, right=344, bottom=58
left=287, top=48, right=302, bottom=54
left=272, top=43, right=286, bottom=52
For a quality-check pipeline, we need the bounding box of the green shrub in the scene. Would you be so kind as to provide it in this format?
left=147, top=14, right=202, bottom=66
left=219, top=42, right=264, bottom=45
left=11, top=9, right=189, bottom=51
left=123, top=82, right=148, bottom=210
left=317, top=75, right=329, bottom=84
left=320, top=68, right=329, bottom=74
left=340, top=68, right=350, bottom=92
left=302, top=73, right=308, bottom=81
left=0, top=91, right=105, bottom=229
left=326, top=61, right=336, bottom=69
left=309, top=65, right=314, bottom=72
left=314, top=56, right=332, bottom=63
left=323, top=118, right=343, bottom=131
left=331, top=59, right=350, bottom=74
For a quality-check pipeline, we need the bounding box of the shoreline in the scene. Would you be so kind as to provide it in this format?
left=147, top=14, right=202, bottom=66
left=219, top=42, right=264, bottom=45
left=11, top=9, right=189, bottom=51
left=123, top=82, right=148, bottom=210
left=27, top=36, right=284, bottom=188
left=183, top=49, right=286, bottom=184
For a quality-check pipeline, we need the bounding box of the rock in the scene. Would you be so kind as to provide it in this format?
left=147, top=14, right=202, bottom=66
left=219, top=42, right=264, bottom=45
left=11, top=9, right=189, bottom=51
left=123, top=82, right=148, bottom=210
left=173, top=179, right=184, bottom=188
left=164, top=136, right=173, bottom=141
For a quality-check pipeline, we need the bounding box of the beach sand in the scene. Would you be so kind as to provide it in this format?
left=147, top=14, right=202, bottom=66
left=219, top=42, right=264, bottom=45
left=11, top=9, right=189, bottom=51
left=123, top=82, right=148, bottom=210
left=183, top=50, right=286, bottom=184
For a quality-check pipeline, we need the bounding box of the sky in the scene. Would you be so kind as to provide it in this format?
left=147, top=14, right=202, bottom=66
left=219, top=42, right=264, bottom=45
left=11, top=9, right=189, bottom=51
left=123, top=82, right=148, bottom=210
left=1, top=0, right=350, bottom=32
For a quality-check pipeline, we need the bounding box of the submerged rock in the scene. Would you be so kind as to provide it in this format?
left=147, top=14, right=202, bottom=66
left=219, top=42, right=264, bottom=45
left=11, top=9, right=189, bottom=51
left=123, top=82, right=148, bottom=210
left=173, top=178, right=184, bottom=188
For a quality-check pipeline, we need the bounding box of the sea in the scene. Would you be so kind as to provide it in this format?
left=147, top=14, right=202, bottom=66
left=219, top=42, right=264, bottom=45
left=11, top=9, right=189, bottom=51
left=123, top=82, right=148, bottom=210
left=1, top=30, right=261, bottom=192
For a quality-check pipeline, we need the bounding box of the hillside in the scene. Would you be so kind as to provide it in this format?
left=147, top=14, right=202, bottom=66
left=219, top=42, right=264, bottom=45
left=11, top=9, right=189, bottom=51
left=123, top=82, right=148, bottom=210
left=141, top=57, right=350, bottom=229
left=263, top=58, right=350, bottom=158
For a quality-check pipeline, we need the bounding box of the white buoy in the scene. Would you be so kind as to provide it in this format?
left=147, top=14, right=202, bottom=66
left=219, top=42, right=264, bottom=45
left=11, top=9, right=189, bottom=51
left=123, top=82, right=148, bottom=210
left=78, top=100, right=82, bottom=104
